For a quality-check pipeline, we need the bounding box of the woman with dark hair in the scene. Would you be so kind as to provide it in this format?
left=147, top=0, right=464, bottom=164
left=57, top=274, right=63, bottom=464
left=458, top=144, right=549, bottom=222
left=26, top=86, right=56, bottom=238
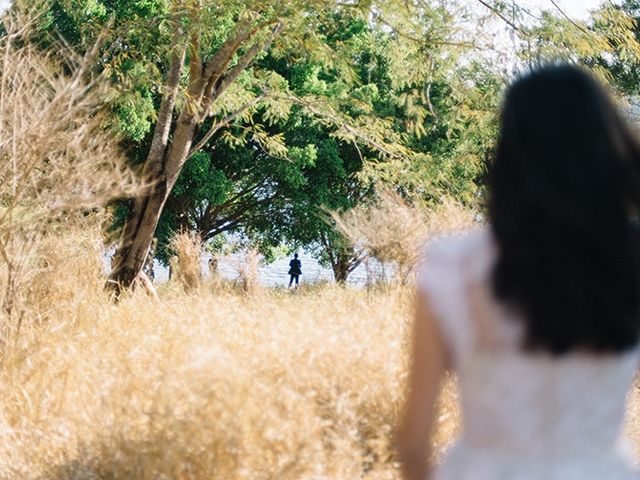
left=396, top=64, right=640, bottom=479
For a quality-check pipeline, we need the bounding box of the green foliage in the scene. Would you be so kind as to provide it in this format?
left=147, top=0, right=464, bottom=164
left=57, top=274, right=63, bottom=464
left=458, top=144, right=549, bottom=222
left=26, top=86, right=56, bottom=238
left=30, top=0, right=640, bottom=281
left=587, top=1, right=640, bottom=96
left=172, top=152, right=233, bottom=205
left=36, top=0, right=170, bottom=142
left=113, top=89, right=157, bottom=142
left=518, top=1, right=640, bottom=94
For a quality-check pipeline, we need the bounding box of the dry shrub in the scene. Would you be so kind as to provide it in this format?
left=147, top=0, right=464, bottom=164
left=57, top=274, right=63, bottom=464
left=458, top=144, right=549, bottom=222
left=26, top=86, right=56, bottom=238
left=169, top=231, right=203, bottom=292
left=425, top=197, right=477, bottom=237
left=0, top=7, right=138, bottom=322
left=6, top=240, right=640, bottom=480
left=333, top=190, right=427, bottom=283
left=625, top=384, right=640, bottom=462
left=334, top=190, right=475, bottom=283
left=236, top=248, right=261, bottom=294
left=5, top=234, right=640, bottom=478
left=25, top=223, right=106, bottom=317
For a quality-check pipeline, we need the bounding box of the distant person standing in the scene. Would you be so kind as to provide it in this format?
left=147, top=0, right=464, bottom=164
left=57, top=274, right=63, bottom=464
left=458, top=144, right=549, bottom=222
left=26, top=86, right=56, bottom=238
left=288, top=253, right=302, bottom=288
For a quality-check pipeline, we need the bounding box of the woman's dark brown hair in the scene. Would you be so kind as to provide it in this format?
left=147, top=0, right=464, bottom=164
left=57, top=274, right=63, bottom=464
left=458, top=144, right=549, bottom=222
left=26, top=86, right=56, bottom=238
left=488, top=64, right=640, bottom=354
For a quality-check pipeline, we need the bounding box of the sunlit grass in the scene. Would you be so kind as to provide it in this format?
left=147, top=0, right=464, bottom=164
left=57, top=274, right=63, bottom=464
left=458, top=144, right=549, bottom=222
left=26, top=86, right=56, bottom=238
left=0, top=235, right=450, bottom=479
left=3, top=233, right=640, bottom=478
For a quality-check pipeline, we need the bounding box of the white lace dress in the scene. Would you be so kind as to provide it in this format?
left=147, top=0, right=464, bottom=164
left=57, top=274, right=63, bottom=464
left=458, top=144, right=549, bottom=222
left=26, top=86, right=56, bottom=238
left=418, top=229, right=640, bottom=480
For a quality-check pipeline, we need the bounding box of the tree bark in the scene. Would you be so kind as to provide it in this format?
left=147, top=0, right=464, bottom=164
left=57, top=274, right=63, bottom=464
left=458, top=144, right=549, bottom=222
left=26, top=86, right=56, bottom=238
left=333, top=258, right=350, bottom=284
left=108, top=18, right=279, bottom=294
left=320, top=231, right=362, bottom=284
left=107, top=33, right=188, bottom=293
left=108, top=115, right=198, bottom=292
left=108, top=177, right=168, bottom=291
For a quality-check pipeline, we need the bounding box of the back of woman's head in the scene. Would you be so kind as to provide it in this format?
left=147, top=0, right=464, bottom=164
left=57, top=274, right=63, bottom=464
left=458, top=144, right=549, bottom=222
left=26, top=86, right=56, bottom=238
left=488, top=63, right=640, bottom=354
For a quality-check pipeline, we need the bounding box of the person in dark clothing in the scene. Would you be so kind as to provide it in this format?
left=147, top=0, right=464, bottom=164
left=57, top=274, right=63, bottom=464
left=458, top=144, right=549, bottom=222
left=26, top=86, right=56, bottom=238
left=288, top=253, right=302, bottom=288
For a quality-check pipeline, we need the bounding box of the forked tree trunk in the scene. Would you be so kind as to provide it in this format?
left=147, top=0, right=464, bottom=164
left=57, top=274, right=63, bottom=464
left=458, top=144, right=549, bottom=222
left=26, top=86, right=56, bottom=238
left=108, top=177, right=168, bottom=290
left=333, top=260, right=350, bottom=284
left=108, top=118, right=198, bottom=291
left=107, top=33, right=188, bottom=293
left=320, top=231, right=362, bottom=284
left=107, top=18, right=281, bottom=294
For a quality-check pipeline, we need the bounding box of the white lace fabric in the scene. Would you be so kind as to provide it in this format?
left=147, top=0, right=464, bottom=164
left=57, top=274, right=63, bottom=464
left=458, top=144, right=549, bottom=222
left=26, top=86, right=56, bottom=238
left=418, top=229, right=640, bottom=479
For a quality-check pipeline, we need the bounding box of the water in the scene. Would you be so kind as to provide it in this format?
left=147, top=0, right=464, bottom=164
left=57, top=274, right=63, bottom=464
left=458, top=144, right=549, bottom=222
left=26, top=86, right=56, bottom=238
left=107, top=250, right=388, bottom=288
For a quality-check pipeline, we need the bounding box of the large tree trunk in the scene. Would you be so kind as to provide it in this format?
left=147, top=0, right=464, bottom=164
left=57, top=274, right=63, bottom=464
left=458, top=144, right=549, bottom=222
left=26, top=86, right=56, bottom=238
left=109, top=116, right=197, bottom=291
left=107, top=19, right=280, bottom=293
left=107, top=34, right=188, bottom=292
left=320, top=231, right=362, bottom=284
left=332, top=258, right=351, bottom=284
left=108, top=177, right=168, bottom=290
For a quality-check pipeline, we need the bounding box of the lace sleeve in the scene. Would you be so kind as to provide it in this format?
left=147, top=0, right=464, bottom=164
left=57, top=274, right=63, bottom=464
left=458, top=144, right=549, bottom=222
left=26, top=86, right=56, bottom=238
left=417, top=236, right=475, bottom=367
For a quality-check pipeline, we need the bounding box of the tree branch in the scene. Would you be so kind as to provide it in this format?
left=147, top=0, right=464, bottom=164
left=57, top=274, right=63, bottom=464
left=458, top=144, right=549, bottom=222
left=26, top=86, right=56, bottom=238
left=374, top=14, right=485, bottom=50
left=189, top=31, right=203, bottom=84
left=320, top=230, right=337, bottom=271
left=188, top=91, right=268, bottom=158
left=549, top=0, right=590, bottom=35
left=347, top=259, right=363, bottom=275
left=143, top=24, right=188, bottom=177
left=207, top=182, right=266, bottom=219
left=203, top=220, right=241, bottom=240
left=199, top=21, right=283, bottom=121
left=202, top=195, right=276, bottom=239
left=199, top=182, right=267, bottom=234
left=475, top=0, right=526, bottom=35
left=279, top=95, right=402, bottom=158
left=215, top=22, right=284, bottom=100
left=202, top=18, right=264, bottom=90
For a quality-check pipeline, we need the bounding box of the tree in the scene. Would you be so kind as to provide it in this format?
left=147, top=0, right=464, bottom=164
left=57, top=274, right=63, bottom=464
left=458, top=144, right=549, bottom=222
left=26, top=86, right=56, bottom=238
left=156, top=13, right=383, bottom=281
left=155, top=9, right=491, bottom=283
left=584, top=0, right=640, bottom=96
left=478, top=0, right=640, bottom=90
left=37, top=0, right=442, bottom=291
left=35, top=0, right=640, bottom=289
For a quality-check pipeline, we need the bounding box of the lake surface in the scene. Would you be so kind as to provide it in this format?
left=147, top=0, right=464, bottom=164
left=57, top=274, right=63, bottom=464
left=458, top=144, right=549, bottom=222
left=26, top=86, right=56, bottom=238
left=107, top=250, right=388, bottom=288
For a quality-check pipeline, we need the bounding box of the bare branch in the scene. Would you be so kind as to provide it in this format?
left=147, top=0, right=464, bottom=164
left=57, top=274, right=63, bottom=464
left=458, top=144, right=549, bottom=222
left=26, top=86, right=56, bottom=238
left=214, top=22, right=284, bottom=102
left=189, top=31, right=203, bottom=84
left=144, top=23, right=189, bottom=176
left=549, top=0, right=590, bottom=35
left=475, top=0, right=526, bottom=35
left=202, top=18, right=263, bottom=89
left=197, top=18, right=279, bottom=118
left=202, top=195, right=276, bottom=239
left=188, top=91, right=268, bottom=158
left=374, top=14, right=485, bottom=50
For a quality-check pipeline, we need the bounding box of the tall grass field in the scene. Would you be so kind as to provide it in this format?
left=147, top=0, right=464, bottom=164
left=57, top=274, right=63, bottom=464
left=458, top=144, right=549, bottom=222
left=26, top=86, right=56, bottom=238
left=0, top=231, right=450, bottom=479
left=0, top=231, right=639, bottom=479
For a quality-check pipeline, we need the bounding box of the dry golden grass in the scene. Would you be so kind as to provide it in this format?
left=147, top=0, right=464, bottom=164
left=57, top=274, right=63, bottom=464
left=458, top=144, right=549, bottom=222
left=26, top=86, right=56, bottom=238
left=169, top=231, right=203, bottom=292
left=0, top=7, right=138, bottom=321
left=0, top=232, right=465, bottom=480
left=333, top=190, right=476, bottom=283
left=1, top=6, right=639, bottom=480
left=235, top=249, right=261, bottom=294
left=6, top=234, right=640, bottom=478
